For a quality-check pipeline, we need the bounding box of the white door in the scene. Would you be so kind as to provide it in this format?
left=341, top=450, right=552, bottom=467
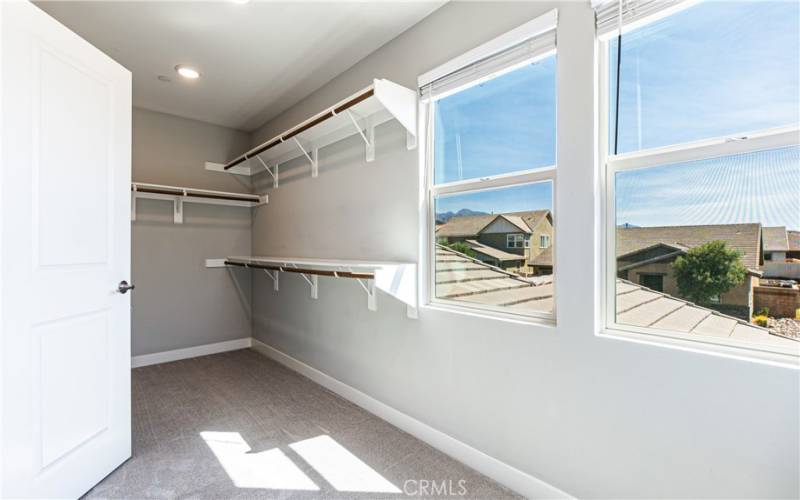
left=0, top=2, right=132, bottom=498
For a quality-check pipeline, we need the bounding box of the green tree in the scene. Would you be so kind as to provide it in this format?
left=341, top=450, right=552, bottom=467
left=447, top=241, right=476, bottom=258
left=671, top=240, right=747, bottom=305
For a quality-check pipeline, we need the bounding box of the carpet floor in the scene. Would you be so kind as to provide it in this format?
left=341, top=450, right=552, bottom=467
left=84, top=348, right=519, bottom=499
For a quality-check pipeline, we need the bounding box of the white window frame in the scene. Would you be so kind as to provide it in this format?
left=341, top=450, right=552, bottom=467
left=507, top=234, right=525, bottom=249
left=598, top=4, right=800, bottom=361
left=540, top=234, right=550, bottom=249
left=419, top=10, right=559, bottom=324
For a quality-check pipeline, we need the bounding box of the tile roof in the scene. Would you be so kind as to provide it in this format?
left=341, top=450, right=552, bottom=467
left=616, top=223, right=761, bottom=270
left=435, top=214, right=497, bottom=238
left=435, top=245, right=797, bottom=349
left=763, top=226, right=789, bottom=252
left=464, top=240, right=525, bottom=262
left=499, top=215, right=533, bottom=234
left=436, top=210, right=550, bottom=238
left=614, top=279, right=796, bottom=347
left=435, top=245, right=552, bottom=313
left=617, top=242, right=690, bottom=260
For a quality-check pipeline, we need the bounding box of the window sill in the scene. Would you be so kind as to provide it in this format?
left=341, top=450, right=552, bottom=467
left=423, top=301, right=556, bottom=330
left=599, top=326, right=800, bottom=370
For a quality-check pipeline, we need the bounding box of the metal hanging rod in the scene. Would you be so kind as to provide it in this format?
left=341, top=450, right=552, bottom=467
left=223, top=88, right=375, bottom=170
left=224, top=260, right=374, bottom=280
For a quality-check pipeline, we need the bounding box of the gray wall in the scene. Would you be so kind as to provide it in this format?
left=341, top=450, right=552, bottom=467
left=132, top=108, right=252, bottom=356
left=248, top=2, right=799, bottom=499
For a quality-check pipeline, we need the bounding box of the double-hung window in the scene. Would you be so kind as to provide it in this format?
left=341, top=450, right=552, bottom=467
left=599, top=0, right=800, bottom=359
left=539, top=234, right=550, bottom=249
left=420, top=10, right=558, bottom=321
left=507, top=234, right=525, bottom=249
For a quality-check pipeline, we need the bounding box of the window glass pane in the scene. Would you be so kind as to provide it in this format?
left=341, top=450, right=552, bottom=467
left=609, top=1, right=800, bottom=154
left=614, top=146, right=800, bottom=349
left=434, top=182, right=554, bottom=316
left=434, top=56, right=556, bottom=184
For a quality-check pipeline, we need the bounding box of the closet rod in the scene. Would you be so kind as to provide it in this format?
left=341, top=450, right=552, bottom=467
left=223, top=88, right=375, bottom=170
left=132, top=186, right=260, bottom=203
left=224, top=260, right=374, bottom=280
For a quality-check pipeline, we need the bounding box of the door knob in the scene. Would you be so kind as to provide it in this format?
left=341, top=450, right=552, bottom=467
left=117, top=280, right=135, bottom=294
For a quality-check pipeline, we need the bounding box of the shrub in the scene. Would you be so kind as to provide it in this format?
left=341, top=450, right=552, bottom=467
left=752, top=315, right=769, bottom=327
left=447, top=242, right=476, bottom=258
left=672, top=240, right=747, bottom=305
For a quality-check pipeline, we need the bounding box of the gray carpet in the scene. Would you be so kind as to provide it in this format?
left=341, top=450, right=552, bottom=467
left=85, top=349, right=519, bottom=499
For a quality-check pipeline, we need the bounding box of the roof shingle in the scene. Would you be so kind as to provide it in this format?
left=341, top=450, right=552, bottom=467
left=436, top=210, right=550, bottom=238
left=435, top=245, right=797, bottom=350
left=788, top=231, right=800, bottom=252
left=616, top=223, right=761, bottom=270
left=763, top=226, right=789, bottom=252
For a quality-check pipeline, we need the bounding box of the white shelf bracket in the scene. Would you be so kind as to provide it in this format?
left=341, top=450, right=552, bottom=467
left=345, top=110, right=375, bottom=162
left=366, top=120, right=375, bottom=162
left=292, top=263, right=319, bottom=299
left=293, top=137, right=319, bottom=177
left=263, top=269, right=279, bottom=291
left=406, top=131, right=417, bottom=150
left=131, top=185, right=137, bottom=222
left=173, top=196, right=183, bottom=224
left=356, top=277, right=377, bottom=311
left=255, top=155, right=279, bottom=188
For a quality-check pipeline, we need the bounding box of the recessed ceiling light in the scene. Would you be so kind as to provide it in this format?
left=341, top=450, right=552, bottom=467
left=175, top=65, right=200, bottom=80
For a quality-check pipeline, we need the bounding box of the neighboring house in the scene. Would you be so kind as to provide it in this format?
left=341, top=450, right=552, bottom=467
left=763, top=226, right=800, bottom=280
left=436, top=210, right=553, bottom=271
left=763, top=226, right=790, bottom=262
left=616, top=223, right=763, bottom=320
left=789, top=230, right=800, bottom=260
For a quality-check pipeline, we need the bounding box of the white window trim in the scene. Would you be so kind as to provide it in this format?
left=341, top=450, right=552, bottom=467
left=426, top=167, right=556, bottom=323
left=418, top=10, right=559, bottom=324
left=598, top=30, right=800, bottom=362
left=507, top=234, right=525, bottom=248
left=540, top=234, right=550, bottom=249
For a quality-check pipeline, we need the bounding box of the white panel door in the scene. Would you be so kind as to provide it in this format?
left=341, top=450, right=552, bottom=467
left=0, top=2, right=132, bottom=498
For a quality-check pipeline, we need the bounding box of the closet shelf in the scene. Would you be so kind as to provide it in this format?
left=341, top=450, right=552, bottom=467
left=207, top=256, right=418, bottom=318
left=131, top=182, right=267, bottom=224
left=205, top=79, right=418, bottom=182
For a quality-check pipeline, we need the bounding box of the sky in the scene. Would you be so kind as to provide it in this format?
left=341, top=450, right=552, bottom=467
left=434, top=1, right=800, bottom=230
left=436, top=181, right=552, bottom=216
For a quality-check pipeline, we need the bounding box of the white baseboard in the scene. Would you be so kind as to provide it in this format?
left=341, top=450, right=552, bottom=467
left=250, top=338, right=572, bottom=499
left=132, top=337, right=252, bottom=368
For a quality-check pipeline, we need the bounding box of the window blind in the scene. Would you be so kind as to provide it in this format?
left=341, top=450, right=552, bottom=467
left=419, top=28, right=556, bottom=100
left=595, top=0, right=689, bottom=38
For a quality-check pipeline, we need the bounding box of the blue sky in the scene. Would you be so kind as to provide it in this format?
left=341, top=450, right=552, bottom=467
left=436, top=181, right=552, bottom=215
left=617, top=146, right=799, bottom=228
left=435, top=1, right=799, bottom=230
left=434, top=56, right=556, bottom=215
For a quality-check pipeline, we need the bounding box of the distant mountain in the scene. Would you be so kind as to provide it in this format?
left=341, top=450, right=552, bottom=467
left=618, top=222, right=639, bottom=228
left=436, top=208, right=489, bottom=224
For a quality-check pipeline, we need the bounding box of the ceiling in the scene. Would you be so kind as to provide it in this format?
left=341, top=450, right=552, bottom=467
left=36, top=1, right=443, bottom=131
